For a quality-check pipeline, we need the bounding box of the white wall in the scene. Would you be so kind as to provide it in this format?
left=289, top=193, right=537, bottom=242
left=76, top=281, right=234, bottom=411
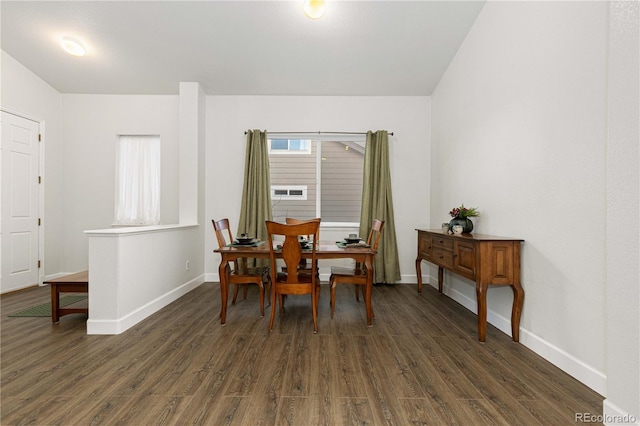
left=1, top=50, right=62, bottom=278
left=205, top=96, right=431, bottom=280
left=431, top=1, right=608, bottom=393
left=59, top=95, right=180, bottom=272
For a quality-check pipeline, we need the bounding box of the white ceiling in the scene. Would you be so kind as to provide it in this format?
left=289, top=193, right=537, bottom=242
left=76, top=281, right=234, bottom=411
left=1, top=1, right=485, bottom=96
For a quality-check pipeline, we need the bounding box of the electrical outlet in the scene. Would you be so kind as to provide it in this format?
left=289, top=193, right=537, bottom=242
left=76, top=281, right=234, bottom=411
left=185, top=260, right=190, bottom=271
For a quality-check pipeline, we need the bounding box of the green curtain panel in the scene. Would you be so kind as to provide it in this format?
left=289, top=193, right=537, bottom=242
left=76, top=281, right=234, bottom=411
left=359, top=130, right=401, bottom=284
left=238, top=129, right=272, bottom=267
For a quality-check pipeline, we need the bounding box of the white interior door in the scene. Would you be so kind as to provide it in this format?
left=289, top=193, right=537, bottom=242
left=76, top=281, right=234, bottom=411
left=1, top=111, right=40, bottom=293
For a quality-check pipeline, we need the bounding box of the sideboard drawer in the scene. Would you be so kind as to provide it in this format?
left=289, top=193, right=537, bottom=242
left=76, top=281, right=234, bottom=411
left=432, top=236, right=453, bottom=250
left=432, top=248, right=454, bottom=269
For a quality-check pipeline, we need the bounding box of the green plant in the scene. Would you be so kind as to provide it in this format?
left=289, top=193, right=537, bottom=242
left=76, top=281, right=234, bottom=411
left=449, top=204, right=479, bottom=219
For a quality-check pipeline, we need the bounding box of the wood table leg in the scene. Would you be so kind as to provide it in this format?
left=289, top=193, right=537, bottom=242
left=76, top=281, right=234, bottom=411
left=415, top=257, right=423, bottom=294
left=219, top=260, right=230, bottom=325
left=511, top=282, right=525, bottom=342
left=364, top=255, right=374, bottom=326
left=476, top=281, right=488, bottom=342
left=437, top=267, right=444, bottom=293
left=50, top=284, right=59, bottom=323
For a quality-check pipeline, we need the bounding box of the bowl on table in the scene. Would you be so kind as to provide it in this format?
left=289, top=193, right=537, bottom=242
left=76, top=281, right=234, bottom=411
left=235, top=235, right=255, bottom=245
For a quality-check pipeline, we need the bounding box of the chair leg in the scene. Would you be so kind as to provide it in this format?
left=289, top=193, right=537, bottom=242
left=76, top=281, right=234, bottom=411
left=232, top=284, right=240, bottom=304
left=361, top=284, right=374, bottom=318
left=269, top=288, right=277, bottom=331
left=243, top=284, right=249, bottom=300
left=312, top=285, right=319, bottom=333
left=355, top=284, right=360, bottom=301
left=258, top=282, right=265, bottom=317
left=330, top=278, right=337, bottom=319
left=265, top=275, right=272, bottom=307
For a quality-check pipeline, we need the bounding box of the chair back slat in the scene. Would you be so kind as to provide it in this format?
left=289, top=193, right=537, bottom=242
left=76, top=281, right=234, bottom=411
left=266, top=220, right=319, bottom=284
left=285, top=217, right=321, bottom=268
left=212, top=218, right=233, bottom=248
left=368, top=219, right=385, bottom=251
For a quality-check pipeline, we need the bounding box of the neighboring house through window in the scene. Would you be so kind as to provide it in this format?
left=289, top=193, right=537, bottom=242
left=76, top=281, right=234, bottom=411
left=115, top=135, right=161, bottom=225
left=268, top=138, right=364, bottom=225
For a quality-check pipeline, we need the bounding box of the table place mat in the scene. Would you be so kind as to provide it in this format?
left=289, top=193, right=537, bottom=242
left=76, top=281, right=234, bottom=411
left=228, top=240, right=266, bottom=247
left=335, top=241, right=371, bottom=248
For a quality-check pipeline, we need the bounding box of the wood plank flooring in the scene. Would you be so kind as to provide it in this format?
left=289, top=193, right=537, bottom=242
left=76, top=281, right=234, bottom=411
left=1, top=282, right=603, bottom=425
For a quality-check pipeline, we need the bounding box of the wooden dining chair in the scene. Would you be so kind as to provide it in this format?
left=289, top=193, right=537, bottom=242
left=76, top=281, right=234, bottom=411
left=266, top=220, right=321, bottom=333
left=282, top=217, right=321, bottom=275
left=212, top=218, right=271, bottom=316
left=329, top=219, right=385, bottom=319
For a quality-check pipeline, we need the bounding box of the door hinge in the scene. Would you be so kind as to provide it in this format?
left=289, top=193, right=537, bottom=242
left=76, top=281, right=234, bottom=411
left=38, top=134, right=42, bottom=142
left=38, top=218, right=41, bottom=226
left=38, top=260, right=41, bottom=268
left=38, top=176, right=42, bottom=184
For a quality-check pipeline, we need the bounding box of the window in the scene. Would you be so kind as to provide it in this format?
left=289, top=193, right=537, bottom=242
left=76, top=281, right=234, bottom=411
left=269, top=139, right=364, bottom=225
left=115, top=135, right=161, bottom=225
left=268, top=139, right=311, bottom=154
left=271, top=185, right=308, bottom=200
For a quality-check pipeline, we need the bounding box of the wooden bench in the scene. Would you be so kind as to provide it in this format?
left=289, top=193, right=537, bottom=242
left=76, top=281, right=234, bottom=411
left=43, top=271, right=88, bottom=323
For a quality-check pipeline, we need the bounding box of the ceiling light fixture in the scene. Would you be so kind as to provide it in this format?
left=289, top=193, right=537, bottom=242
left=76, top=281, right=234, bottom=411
left=303, top=0, right=325, bottom=19
left=60, top=36, right=85, bottom=56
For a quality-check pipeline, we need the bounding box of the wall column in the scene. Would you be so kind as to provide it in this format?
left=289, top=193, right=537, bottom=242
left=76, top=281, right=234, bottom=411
left=179, top=82, right=205, bottom=225
left=604, top=1, right=640, bottom=423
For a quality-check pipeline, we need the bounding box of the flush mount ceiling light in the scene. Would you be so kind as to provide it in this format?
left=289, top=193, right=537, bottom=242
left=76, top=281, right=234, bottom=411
left=303, top=0, right=325, bottom=19
left=60, top=36, right=85, bottom=56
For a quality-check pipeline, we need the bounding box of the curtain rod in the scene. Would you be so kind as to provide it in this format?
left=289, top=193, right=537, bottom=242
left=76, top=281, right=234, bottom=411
left=244, top=131, right=394, bottom=136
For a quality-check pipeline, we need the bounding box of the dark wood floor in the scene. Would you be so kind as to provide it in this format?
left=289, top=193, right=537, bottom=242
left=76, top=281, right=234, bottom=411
left=1, top=282, right=603, bottom=425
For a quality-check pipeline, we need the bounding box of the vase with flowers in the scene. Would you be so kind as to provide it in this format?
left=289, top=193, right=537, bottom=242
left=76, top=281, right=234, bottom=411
left=448, top=204, right=479, bottom=233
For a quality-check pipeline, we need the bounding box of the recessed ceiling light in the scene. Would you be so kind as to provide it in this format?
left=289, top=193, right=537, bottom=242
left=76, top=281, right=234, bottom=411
left=303, top=0, right=325, bottom=19
left=60, top=36, right=85, bottom=57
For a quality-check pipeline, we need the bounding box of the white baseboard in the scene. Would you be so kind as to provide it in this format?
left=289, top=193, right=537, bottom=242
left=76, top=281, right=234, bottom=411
left=603, top=400, right=639, bottom=425
left=87, top=274, right=205, bottom=335
left=43, top=271, right=84, bottom=282
left=423, top=272, right=607, bottom=396
left=43, top=272, right=71, bottom=280
left=517, top=322, right=607, bottom=396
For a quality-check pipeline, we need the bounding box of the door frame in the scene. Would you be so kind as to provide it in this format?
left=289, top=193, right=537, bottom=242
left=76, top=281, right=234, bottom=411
left=1, top=106, right=45, bottom=287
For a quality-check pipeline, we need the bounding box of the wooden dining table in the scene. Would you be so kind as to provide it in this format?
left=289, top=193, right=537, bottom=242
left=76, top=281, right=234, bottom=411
left=214, top=241, right=377, bottom=326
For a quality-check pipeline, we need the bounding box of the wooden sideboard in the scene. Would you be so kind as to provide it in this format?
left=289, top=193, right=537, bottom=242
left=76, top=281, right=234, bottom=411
left=415, top=229, right=524, bottom=342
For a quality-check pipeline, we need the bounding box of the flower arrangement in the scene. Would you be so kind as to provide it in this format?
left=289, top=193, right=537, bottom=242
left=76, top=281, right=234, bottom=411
left=449, top=204, right=480, bottom=219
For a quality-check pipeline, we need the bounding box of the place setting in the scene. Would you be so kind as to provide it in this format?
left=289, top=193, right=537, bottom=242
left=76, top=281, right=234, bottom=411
left=230, top=233, right=264, bottom=247
left=336, top=233, right=370, bottom=248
